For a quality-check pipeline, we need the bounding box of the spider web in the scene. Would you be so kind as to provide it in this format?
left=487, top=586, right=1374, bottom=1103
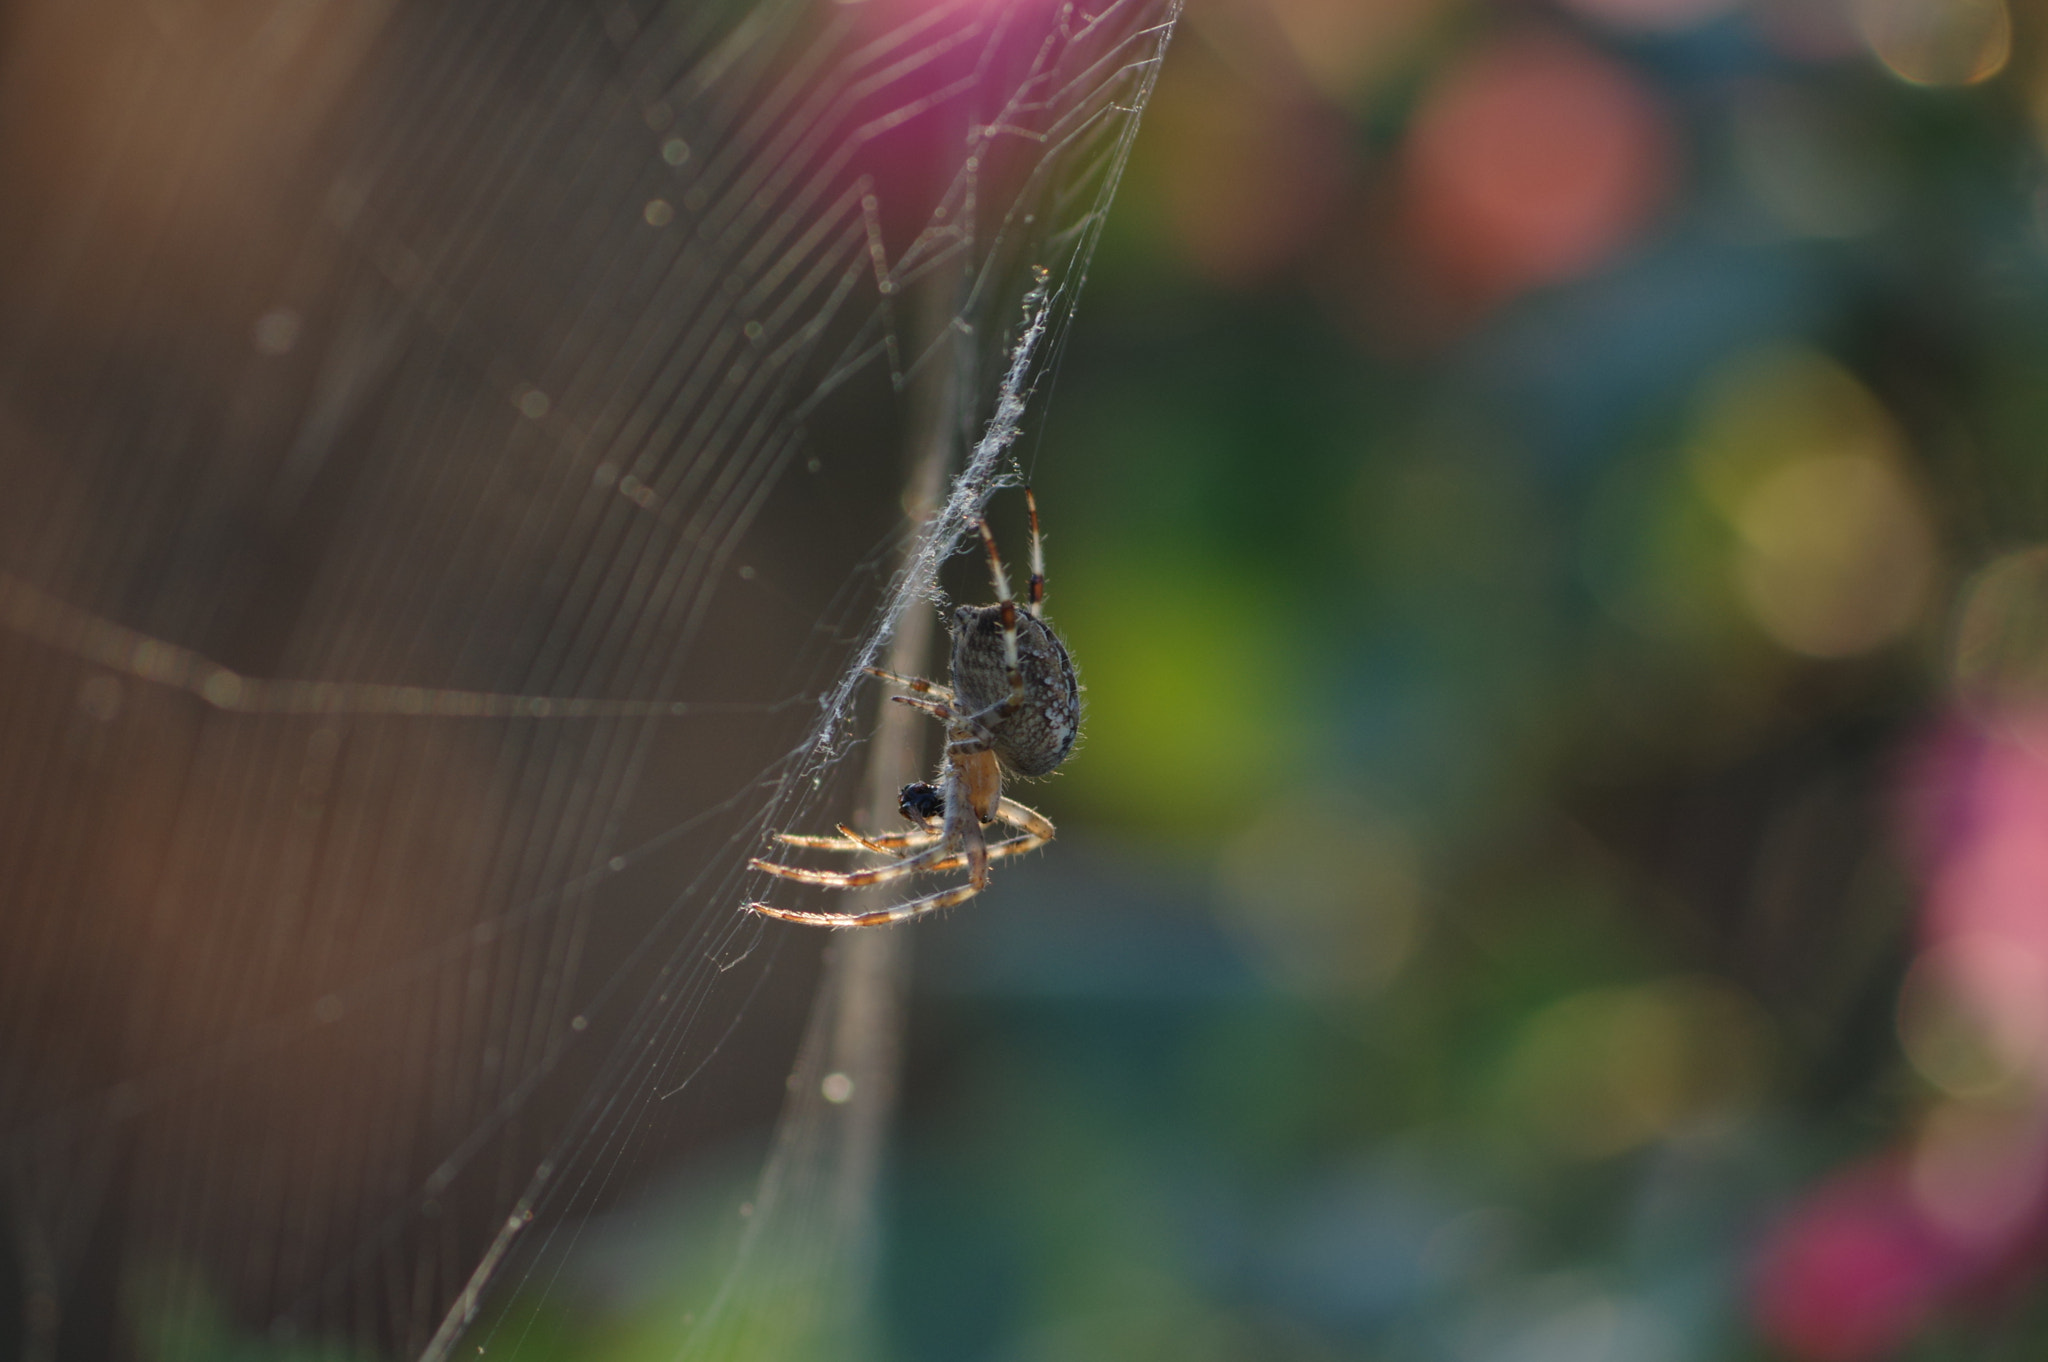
left=0, top=0, right=1177, bottom=1357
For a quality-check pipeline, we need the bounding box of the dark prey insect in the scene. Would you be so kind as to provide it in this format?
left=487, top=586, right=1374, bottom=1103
left=743, top=490, right=1081, bottom=927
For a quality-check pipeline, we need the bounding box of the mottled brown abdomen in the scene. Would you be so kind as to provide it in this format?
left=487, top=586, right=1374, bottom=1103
left=950, top=605, right=1081, bottom=778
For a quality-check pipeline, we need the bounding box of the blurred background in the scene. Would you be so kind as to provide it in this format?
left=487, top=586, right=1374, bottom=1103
left=4, top=0, right=2048, bottom=1359
left=881, top=0, right=2048, bottom=1358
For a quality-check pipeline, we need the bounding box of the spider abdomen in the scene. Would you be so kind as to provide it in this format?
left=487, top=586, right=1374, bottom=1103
left=950, top=605, right=1081, bottom=778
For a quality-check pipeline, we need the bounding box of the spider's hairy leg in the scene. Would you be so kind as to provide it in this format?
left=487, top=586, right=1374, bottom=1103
left=743, top=877, right=989, bottom=928
left=959, top=812, right=990, bottom=891
left=871, top=799, right=1053, bottom=876
left=748, top=833, right=963, bottom=890
left=743, top=814, right=1056, bottom=927
left=1024, top=486, right=1046, bottom=618
left=976, top=517, right=1013, bottom=603
left=975, top=518, right=1027, bottom=719
left=996, top=796, right=1055, bottom=842
left=864, top=666, right=954, bottom=703
left=836, top=822, right=935, bottom=852
left=889, top=693, right=953, bottom=723
left=928, top=743, right=993, bottom=889
left=772, top=825, right=942, bottom=853
left=832, top=822, right=942, bottom=852
left=996, top=599, right=1023, bottom=716
left=839, top=827, right=1046, bottom=877
left=741, top=792, right=1057, bottom=931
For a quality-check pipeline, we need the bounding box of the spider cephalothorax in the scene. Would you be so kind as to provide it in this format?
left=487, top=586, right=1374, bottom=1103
left=743, top=489, right=1079, bottom=927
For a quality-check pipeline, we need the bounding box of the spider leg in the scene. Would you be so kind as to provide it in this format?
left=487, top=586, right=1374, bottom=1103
left=960, top=804, right=990, bottom=890
left=744, top=790, right=1056, bottom=930
left=749, top=833, right=961, bottom=890
left=773, top=824, right=942, bottom=853
left=743, top=818, right=1052, bottom=926
left=889, top=693, right=953, bottom=722
left=998, top=600, right=1023, bottom=716
left=871, top=823, right=1048, bottom=877
left=744, top=876, right=989, bottom=928
left=786, top=797, right=1045, bottom=859
left=1024, top=486, right=1046, bottom=618
left=974, top=519, right=1027, bottom=722
left=995, top=796, right=1055, bottom=842
left=976, top=516, right=1013, bottom=603
left=837, top=822, right=939, bottom=852
left=770, top=819, right=1040, bottom=872
left=903, top=797, right=1053, bottom=876
left=864, top=666, right=954, bottom=704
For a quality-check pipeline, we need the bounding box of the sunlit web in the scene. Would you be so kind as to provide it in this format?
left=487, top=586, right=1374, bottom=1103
left=0, top=0, right=1178, bottom=1357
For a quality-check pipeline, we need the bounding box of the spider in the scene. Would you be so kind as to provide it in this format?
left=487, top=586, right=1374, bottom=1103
left=743, top=489, right=1080, bottom=927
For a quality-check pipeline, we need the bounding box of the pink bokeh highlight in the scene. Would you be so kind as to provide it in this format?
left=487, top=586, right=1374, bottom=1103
left=1752, top=1161, right=1949, bottom=1362
left=1752, top=710, right=2048, bottom=1359
left=1915, top=714, right=2048, bottom=1077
